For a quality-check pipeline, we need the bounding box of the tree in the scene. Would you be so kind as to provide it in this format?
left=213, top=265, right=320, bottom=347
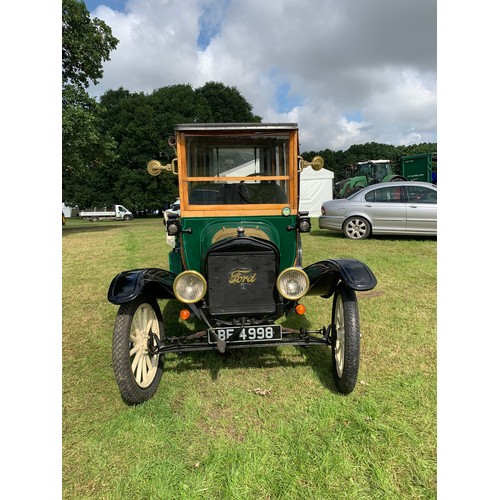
left=62, top=0, right=119, bottom=206
left=71, top=82, right=261, bottom=213
left=62, top=85, right=116, bottom=172
left=196, top=82, right=262, bottom=123
left=62, top=0, right=118, bottom=90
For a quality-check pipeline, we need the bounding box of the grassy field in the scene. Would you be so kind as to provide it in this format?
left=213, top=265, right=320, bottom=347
left=62, top=216, right=436, bottom=499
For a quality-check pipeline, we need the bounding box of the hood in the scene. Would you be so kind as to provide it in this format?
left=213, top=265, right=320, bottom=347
left=199, top=219, right=281, bottom=260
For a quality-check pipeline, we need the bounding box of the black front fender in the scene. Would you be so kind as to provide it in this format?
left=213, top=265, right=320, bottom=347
left=107, top=268, right=177, bottom=305
left=304, top=259, right=377, bottom=298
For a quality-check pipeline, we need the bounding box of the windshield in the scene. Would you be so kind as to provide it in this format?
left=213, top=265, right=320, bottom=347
left=355, top=164, right=371, bottom=176
left=184, top=134, right=290, bottom=205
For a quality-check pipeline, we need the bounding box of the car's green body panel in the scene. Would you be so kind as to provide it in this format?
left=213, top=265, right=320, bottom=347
left=176, top=215, right=298, bottom=273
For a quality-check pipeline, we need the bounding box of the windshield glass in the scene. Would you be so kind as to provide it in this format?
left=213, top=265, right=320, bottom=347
left=185, top=134, right=290, bottom=205
left=355, top=164, right=371, bottom=176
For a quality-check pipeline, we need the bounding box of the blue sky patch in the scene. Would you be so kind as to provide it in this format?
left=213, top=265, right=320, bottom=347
left=275, top=82, right=303, bottom=113
left=197, top=10, right=217, bottom=50
left=83, top=0, right=127, bottom=13
left=197, top=2, right=228, bottom=50
left=344, top=111, right=363, bottom=122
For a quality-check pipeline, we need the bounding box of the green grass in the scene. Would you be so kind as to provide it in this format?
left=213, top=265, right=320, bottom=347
left=62, top=217, right=436, bottom=499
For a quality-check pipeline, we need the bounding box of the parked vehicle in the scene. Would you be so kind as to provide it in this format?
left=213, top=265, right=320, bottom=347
left=319, top=181, right=437, bottom=240
left=162, top=198, right=180, bottom=221
left=400, top=152, right=436, bottom=183
left=108, top=123, right=377, bottom=404
left=335, top=153, right=437, bottom=198
left=79, top=205, right=133, bottom=222
left=334, top=159, right=405, bottom=198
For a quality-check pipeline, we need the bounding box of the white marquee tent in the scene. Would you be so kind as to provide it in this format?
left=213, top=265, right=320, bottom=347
left=219, top=160, right=334, bottom=216
left=298, top=167, right=334, bottom=217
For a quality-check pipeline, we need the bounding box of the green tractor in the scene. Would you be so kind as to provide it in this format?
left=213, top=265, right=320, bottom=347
left=335, top=159, right=406, bottom=198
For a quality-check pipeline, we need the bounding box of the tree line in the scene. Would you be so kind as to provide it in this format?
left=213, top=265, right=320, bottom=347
left=63, top=82, right=262, bottom=212
left=62, top=0, right=436, bottom=214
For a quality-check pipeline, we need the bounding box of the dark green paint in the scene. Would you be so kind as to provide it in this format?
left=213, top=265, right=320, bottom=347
left=177, top=215, right=298, bottom=274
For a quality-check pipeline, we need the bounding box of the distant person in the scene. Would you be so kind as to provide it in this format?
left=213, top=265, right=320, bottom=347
left=431, top=168, right=437, bottom=184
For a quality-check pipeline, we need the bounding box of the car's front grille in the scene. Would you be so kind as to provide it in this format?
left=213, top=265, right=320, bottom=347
left=207, top=250, right=277, bottom=316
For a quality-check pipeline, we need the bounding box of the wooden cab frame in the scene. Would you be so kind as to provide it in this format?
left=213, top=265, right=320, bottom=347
left=174, top=123, right=300, bottom=218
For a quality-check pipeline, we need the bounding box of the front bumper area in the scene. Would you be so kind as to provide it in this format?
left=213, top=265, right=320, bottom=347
left=150, top=326, right=330, bottom=355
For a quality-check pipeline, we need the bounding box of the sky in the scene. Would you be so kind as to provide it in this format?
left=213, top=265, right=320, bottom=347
left=82, top=0, right=437, bottom=152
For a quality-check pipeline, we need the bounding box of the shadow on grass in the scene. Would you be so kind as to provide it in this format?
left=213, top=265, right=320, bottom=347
left=62, top=218, right=164, bottom=237
left=309, top=229, right=345, bottom=239
left=310, top=229, right=437, bottom=242
left=62, top=223, right=126, bottom=236
left=160, top=298, right=338, bottom=392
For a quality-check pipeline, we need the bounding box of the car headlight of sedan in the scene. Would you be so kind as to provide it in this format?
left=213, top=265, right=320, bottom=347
left=173, top=270, right=207, bottom=303
left=277, top=268, right=309, bottom=300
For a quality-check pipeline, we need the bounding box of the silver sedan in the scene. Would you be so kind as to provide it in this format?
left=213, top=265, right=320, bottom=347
left=318, top=181, right=437, bottom=240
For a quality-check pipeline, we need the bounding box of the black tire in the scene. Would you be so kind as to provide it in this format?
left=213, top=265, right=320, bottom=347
left=331, top=284, right=361, bottom=394
left=343, top=216, right=371, bottom=240
left=90, top=216, right=99, bottom=222
left=123, top=215, right=132, bottom=221
left=112, top=296, right=164, bottom=404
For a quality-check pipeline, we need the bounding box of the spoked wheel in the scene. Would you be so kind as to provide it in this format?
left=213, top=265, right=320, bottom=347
left=331, top=284, right=361, bottom=394
left=112, top=296, right=164, bottom=404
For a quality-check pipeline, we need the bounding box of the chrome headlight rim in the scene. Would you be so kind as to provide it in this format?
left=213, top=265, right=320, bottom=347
left=276, top=267, right=310, bottom=301
left=173, top=270, right=207, bottom=304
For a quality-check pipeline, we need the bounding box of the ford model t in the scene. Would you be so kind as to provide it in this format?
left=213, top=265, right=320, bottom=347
left=108, top=123, right=377, bottom=404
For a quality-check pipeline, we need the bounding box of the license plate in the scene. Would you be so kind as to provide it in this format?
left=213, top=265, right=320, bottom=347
left=208, top=325, right=282, bottom=344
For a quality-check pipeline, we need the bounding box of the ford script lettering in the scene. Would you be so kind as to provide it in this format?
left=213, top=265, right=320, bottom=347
left=229, top=269, right=257, bottom=284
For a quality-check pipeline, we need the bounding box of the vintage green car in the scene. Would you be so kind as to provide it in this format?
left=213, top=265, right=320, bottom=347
left=108, top=123, right=377, bottom=404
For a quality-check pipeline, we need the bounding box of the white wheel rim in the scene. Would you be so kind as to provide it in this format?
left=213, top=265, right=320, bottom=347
left=334, top=295, right=345, bottom=377
left=130, top=303, right=160, bottom=388
left=346, top=219, right=366, bottom=239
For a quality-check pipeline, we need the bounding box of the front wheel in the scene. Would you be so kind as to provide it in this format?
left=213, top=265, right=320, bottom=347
left=112, top=296, right=164, bottom=404
left=331, top=284, right=361, bottom=394
left=343, top=216, right=371, bottom=240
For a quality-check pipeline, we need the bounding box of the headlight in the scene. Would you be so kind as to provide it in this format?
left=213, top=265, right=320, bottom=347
left=173, top=271, right=207, bottom=303
left=298, top=218, right=311, bottom=232
left=167, top=222, right=179, bottom=235
left=277, top=268, right=309, bottom=300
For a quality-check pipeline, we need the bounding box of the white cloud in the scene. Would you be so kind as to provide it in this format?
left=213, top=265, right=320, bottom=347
left=88, top=0, right=436, bottom=151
